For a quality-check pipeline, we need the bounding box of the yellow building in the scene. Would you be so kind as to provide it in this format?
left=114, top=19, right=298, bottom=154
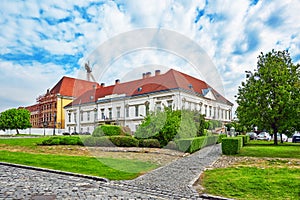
left=26, top=76, right=99, bottom=129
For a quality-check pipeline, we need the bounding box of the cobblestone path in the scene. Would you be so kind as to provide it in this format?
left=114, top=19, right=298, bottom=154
left=0, top=144, right=222, bottom=199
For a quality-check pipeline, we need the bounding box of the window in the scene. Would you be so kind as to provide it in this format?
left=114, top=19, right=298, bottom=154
left=74, top=113, right=77, bottom=123
left=117, top=107, right=121, bottom=118
left=80, top=112, right=83, bottom=121
left=204, top=105, right=207, bottom=116
left=94, top=110, right=97, bottom=121
left=68, top=113, right=71, bottom=122
left=87, top=111, right=90, bottom=121
left=108, top=108, right=112, bottom=119
left=209, top=106, right=212, bottom=117
left=155, top=102, right=161, bottom=111
left=101, top=109, right=105, bottom=119
left=135, top=105, right=139, bottom=117
left=167, top=101, right=172, bottom=109
left=125, top=106, right=129, bottom=118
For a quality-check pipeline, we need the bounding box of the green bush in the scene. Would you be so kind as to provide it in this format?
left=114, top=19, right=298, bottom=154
left=164, top=141, right=178, bottom=150
left=81, top=136, right=114, bottom=147
left=109, top=136, right=139, bottom=147
left=217, top=134, right=227, bottom=143
left=221, top=137, right=243, bottom=155
left=237, top=135, right=249, bottom=146
left=92, top=125, right=123, bottom=137
left=139, top=139, right=160, bottom=148
left=176, top=136, right=213, bottom=153
left=40, top=136, right=83, bottom=146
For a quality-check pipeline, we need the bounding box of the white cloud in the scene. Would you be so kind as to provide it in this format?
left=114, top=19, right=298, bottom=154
left=1, top=0, right=300, bottom=112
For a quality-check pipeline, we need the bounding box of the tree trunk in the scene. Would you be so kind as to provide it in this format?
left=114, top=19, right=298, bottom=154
left=272, top=123, right=278, bottom=145
left=16, top=128, right=19, bottom=135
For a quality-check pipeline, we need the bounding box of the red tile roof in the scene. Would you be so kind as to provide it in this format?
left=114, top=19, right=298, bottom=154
left=50, top=76, right=99, bottom=97
left=66, top=69, right=233, bottom=107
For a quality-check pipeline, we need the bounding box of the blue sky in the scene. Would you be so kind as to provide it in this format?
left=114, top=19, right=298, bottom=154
left=1, top=0, right=300, bottom=112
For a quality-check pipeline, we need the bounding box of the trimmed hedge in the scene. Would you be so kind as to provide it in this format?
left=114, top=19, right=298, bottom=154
left=81, top=136, right=114, bottom=147
left=221, top=137, right=243, bottom=155
left=237, top=135, right=250, bottom=146
left=217, top=134, right=227, bottom=143
left=40, top=136, right=83, bottom=146
left=92, top=125, right=123, bottom=137
left=81, top=136, right=139, bottom=147
left=176, top=135, right=219, bottom=153
left=109, top=136, right=139, bottom=147
left=139, top=139, right=161, bottom=148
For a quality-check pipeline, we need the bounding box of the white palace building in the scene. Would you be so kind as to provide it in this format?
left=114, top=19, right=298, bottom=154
left=64, top=69, right=233, bottom=134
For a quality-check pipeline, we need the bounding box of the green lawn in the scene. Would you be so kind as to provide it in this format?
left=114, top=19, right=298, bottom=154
left=0, top=150, right=157, bottom=180
left=202, top=140, right=300, bottom=200
left=202, top=167, right=300, bottom=200
left=239, top=140, right=300, bottom=159
left=0, top=137, right=49, bottom=147
left=0, top=137, right=158, bottom=180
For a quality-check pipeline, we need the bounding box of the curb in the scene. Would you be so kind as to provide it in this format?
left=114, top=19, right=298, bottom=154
left=0, top=162, right=109, bottom=182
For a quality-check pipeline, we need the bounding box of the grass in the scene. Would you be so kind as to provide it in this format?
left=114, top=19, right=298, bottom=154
left=0, top=150, right=157, bottom=180
left=202, top=167, right=300, bottom=200
left=238, top=140, right=300, bottom=159
left=0, top=137, right=49, bottom=147
left=201, top=140, right=300, bottom=200
left=0, top=136, right=158, bottom=180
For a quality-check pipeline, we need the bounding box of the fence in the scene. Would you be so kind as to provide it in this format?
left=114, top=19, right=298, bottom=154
left=0, top=128, right=65, bottom=136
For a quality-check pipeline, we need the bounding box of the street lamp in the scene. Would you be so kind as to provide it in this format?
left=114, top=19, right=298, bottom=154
left=43, top=121, right=48, bottom=136
left=53, top=113, right=57, bottom=136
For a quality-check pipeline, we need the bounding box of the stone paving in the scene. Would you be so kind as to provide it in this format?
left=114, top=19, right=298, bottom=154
left=0, top=144, right=222, bottom=200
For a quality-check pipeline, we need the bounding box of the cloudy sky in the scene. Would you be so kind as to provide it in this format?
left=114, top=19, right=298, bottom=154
left=1, top=0, right=300, bottom=112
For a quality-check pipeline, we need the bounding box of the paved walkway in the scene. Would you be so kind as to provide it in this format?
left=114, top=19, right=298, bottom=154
left=0, top=144, right=222, bottom=200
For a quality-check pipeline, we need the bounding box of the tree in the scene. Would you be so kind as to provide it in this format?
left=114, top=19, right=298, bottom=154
left=0, top=108, right=32, bottom=134
left=236, top=50, right=300, bottom=144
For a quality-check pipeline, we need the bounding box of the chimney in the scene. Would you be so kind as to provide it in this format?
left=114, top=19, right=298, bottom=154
left=155, top=70, right=161, bottom=76
left=115, top=79, right=120, bottom=84
left=145, top=72, right=151, bottom=78
left=100, top=83, right=105, bottom=87
left=142, top=73, right=146, bottom=79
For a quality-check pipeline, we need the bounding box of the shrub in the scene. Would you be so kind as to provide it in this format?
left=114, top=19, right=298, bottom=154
left=164, top=141, right=178, bottom=150
left=109, top=136, right=139, bottom=147
left=40, top=136, right=83, bottom=146
left=176, top=135, right=221, bottom=153
left=92, top=125, right=122, bottom=137
left=217, top=134, right=227, bottom=144
left=222, top=137, right=243, bottom=155
left=139, top=139, right=160, bottom=148
left=237, top=135, right=249, bottom=146
left=60, top=137, right=83, bottom=145
left=81, top=136, right=114, bottom=147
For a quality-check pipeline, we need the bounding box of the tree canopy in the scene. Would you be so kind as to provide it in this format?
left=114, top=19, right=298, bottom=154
left=236, top=50, right=300, bottom=144
left=0, top=108, right=32, bottom=134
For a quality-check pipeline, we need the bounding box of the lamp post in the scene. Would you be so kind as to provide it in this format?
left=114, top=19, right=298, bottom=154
left=53, top=113, right=56, bottom=136
left=43, top=121, right=48, bottom=136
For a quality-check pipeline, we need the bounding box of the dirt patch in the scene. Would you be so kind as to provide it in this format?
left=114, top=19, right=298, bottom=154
left=0, top=145, right=186, bottom=166
left=210, top=155, right=300, bottom=169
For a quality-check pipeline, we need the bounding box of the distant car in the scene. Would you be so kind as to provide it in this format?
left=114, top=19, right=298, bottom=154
left=257, top=132, right=271, bottom=141
left=272, top=133, right=288, bottom=142
left=246, top=132, right=257, bottom=140
left=292, top=133, right=300, bottom=143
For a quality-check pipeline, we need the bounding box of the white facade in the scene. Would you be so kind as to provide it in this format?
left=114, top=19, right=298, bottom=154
left=65, top=88, right=232, bottom=134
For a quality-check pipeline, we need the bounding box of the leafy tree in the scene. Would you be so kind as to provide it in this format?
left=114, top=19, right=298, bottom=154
left=135, top=108, right=206, bottom=146
left=236, top=50, right=300, bottom=144
left=0, top=108, right=32, bottom=134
